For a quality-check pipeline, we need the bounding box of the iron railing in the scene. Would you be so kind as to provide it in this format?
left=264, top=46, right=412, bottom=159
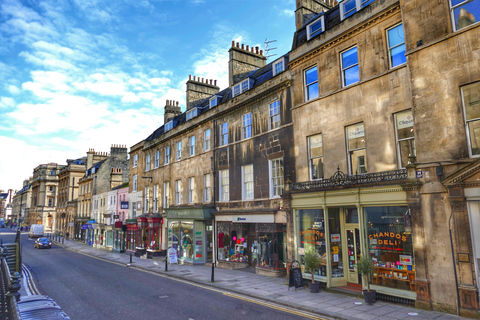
left=291, top=168, right=407, bottom=192
left=0, top=232, right=22, bottom=320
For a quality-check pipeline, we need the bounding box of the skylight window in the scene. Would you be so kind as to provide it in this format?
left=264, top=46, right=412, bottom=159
left=307, top=16, right=325, bottom=40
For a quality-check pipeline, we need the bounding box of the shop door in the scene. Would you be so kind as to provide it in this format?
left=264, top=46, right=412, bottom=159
left=345, top=227, right=361, bottom=284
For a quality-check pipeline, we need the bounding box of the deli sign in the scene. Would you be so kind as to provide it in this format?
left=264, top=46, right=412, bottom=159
left=369, top=232, right=407, bottom=246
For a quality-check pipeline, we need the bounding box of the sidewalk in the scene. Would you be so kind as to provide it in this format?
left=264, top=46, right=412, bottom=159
left=42, top=236, right=474, bottom=320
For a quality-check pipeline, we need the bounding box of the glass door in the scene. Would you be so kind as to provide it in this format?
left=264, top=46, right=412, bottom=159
left=346, top=227, right=361, bottom=284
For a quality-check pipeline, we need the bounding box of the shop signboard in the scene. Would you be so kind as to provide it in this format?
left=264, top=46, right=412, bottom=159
left=288, top=260, right=304, bottom=291
left=168, top=247, right=178, bottom=264
left=120, top=201, right=129, bottom=209
left=231, top=215, right=274, bottom=223
left=69, top=222, right=74, bottom=227
left=194, top=223, right=203, bottom=259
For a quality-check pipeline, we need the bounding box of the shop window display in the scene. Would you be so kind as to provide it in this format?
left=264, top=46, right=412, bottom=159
left=364, top=206, right=415, bottom=291
left=253, top=224, right=286, bottom=270
left=169, top=221, right=194, bottom=261
left=296, top=209, right=327, bottom=277
left=328, top=208, right=343, bottom=278
left=217, top=222, right=249, bottom=263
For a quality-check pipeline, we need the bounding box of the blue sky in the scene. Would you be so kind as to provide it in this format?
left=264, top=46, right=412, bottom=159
left=0, top=0, right=296, bottom=192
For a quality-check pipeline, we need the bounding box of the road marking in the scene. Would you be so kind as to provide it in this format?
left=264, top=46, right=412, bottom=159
left=22, top=264, right=42, bottom=295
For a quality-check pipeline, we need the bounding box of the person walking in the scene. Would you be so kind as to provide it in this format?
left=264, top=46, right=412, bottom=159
left=65, top=232, right=70, bottom=240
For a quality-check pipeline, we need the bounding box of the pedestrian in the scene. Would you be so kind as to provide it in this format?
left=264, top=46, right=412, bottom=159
left=66, top=232, right=70, bottom=240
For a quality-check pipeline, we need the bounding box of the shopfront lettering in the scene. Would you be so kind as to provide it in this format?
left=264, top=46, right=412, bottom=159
left=369, top=232, right=406, bottom=242
left=299, top=230, right=324, bottom=237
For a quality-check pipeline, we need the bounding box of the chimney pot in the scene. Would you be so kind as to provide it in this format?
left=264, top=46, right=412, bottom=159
left=236, top=42, right=240, bottom=48
left=201, top=78, right=204, bottom=83
left=189, top=75, right=191, bottom=80
left=241, top=44, right=245, bottom=50
left=260, top=50, right=263, bottom=56
left=246, top=45, right=249, bottom=51
left=232, top=40, right=235, bottom=47
left=176, top=101, right=179, bottom=106
left=255, top=47, right=259, bottom=54
left=193, top=76, right=196, bottom=81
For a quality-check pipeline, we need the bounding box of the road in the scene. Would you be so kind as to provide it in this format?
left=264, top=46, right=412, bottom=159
left=1, top=230, right=326, bottom=320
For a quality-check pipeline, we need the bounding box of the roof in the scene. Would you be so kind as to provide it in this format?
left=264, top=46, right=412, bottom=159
left=111, top=182, right=129, bottom=190
left=85, top=159, right=107, bottom=176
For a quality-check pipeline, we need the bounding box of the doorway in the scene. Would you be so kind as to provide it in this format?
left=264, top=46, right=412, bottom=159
left=345, top=227, right=361, bottom=284
left=467, top=201, right=480, bottom=307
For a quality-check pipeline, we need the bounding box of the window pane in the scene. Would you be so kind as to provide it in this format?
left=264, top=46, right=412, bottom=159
left=342, top=47, right=358, bottom=68
left=307, top=84, right=319, bottom=100
left=305, top=67, right=318, bottom=85
left=361, top=0, right=376, bottom=7
left=344, top=0, right=357, bottom=17
left=388, top=25, right=404, bottom=47
left=311, top=158, right=324, bottom=180
left=398, top=139, right=416, bottom=167
left=468, top=120, right=480, bottom=155
left=396, top=110, right=414, bottom=139
left=463, top=82, right=480, bottom=120
left=453, top=1, right=480, bottom=30
left=350, top=149, right=368, bottom=174
left=309, top=134, right=323, bottom=157
left=344, top=65, right=360, bottom=86
left=391, top=45, right=407, bottom=67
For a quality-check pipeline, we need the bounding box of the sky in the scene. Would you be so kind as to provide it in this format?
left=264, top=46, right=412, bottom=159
left=0, top=0, right=296, bottom=192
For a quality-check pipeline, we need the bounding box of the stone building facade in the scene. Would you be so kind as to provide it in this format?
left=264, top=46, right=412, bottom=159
left=12, top=182, right=31, bottom=226
left=285, top=0, right=480, bottom=316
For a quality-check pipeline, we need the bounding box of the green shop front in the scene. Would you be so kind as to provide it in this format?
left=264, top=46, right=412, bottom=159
left=165, top=207, right=213, bottom=265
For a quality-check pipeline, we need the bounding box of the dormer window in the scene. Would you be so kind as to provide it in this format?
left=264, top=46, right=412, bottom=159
left=165, top=120, right=173, bottom=132
left=272, top=57, right=286, bottom=76
left=233, top=79, right=252, bottom=97
left=186, top=108, right=199, bottom=121
left=209, top=96, right=217, bottom=108
left=340, top=0, right=377, bottom=20
left=307, top=16, right=325, bottom=40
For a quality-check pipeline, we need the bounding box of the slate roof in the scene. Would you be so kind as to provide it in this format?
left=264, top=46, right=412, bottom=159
left=17, top=184, right=31, bottom=194
left=111, top=182, right=129, bottom=190
left=145, top=52, right=289, bottom=142
left=85, top=159, right=107, bottom=176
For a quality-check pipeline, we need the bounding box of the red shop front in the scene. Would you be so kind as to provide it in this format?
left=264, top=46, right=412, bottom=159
left=147, top=214, right=164, bottom=257
left=125, top=219, right=137, bottom=252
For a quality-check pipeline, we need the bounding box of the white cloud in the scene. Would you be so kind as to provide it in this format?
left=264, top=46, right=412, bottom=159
left=7, top=85, right=20, bottom=95
left=0, top=97, right=14, bottom=108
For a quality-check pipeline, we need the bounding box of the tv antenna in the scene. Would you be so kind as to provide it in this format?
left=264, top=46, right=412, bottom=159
left=264, top=38, right=277, bottom=60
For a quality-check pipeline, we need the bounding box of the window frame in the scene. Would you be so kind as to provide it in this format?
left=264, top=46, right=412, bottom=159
left=242, top=113, right=252, bottom=139
left=269, top=100, right=281, bottom=130
left=394, top=110, right=415, bottom=168
left=450, top=0, right=480, bottom=31
left=165, top=146, right=170, bottom=164
left=461, top=81, right=480, bottom=158
left=269, top=158, right=284, bottom=198
left=219, top=169, right=229, bottom=202
left=221, top=122, right=229, bottom=146
left=346, top=123, right=368, bottom=175
left=272, top=57, right=286, bottom=76
left=308, top=134, right=324, bottom=181
left=144, top=187, right=149, bottom=213
left=175, top=180, right=182, bottom=205
left=133, top=175, right=138, bottom=192
left=204, top=129, right=211, bottom=151
left=233, top=79, right=250, bottom=97
left=153, top=185, right=158, bottom=212
left=189, top=136, right=196, bottom=156
left=165, top=120, right=173, bottom=132
left=304, top=66, right=319, bottom=101
left=176, top=141, right=182, bottom=160
left=340, top=0, right=377, bottom=20
left=186, top=108, right=199, bottom=121
left=188, top=177, right=195, bottom=204
left=145, top=154, right=151, bottom=171
left=307, top=16, right=325, bottom=40
left=387, top=23, right=406, bottom=68
left=204, top=174, right=211, bottom=203
left=133, top=154, right=138, bottom=167
left=341, top=46, right=360, bottom=87
left=209, top=96, right=217, bottom=108
left=242, top=164, right=254, bottom=200
left=154, top=151, right=160, bottom=168
left=164, top=182, right=170, bottom=209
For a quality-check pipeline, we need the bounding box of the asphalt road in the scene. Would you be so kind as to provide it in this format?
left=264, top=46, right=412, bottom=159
left=3, top=231, right=319, bottom=320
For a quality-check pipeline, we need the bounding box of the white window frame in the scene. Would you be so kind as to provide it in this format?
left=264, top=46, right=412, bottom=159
left=204, top=174, right=211, bottom=203
left=153, top=185, right=158, bottom=212
left=304, top=66, right=319, bottom=101
left=387, top=23, right=406, bottom=68
left=188, top=177, right=195, bottom=204
left=394, top=110, right=415, bottom=168
left=154, top=151, right=160, bottom=168
left=308, top=134, right=324, bottom=181
left=219, top=169, right=229, bottom=202
left=341, top=46, right=359, bottom=87
left=145, top=154, right=151, bottom=171
left=269, top=101, right=281, bottom=130
left=209, top=96, right=217, bottom=108
left=233, top=79, right=250, bottom=97
left=186, top=108, right=198, bottom=121
left=340, top=0, right=376, bottom=20
left=221, top=122, right=228, bottom=146
left=242, top=165, right=254, bottom=200
left=242, top=113, right=252, bottom=139
left=189, top=136, right=196, bottom=156
left=307, top=16, right=325, bottom=40
left=269, top=158, right=284, bottom=198
left=165, top=146, right=170, bottom=164
left=176, top=141, right=182, bottom=160
left=272, top=57, right=285, bottom=76
left=133, top=154, right=138, bottom=167
left=133, top=175, right=138, bottom=192
left=346, top=123, right=367, bottom=175
left=144, top=187, right=149, bottom=213
left=204, top=129, right=211, bottom=151
left=165, top=120, right=173, bottom=132
left=461, top=81, right=480, bottom=158
left=175, top=180, right=182, bottom=205
left=164, top=182, right=170, bottom=209
left=450, top=0, right=480, bottom=31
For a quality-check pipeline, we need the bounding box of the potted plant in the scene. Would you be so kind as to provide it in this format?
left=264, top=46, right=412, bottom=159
left=303, top=249, right=322, bottom=293
left=357, top=256, right=376, bottom=304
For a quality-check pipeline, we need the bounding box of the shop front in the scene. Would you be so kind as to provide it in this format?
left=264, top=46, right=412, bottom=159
left=135, top=216, right=148, bottom=257
left=143, top=213, right=164, bottom=258
left=215, top=212, right=287, bottom=277
left=74, top=217, right=89, bottom=242
left=105, top=224, right=114, bottom=250
left=292, top=185, right=417, bottom=300
left=165, top=207, right=212, bottom=265
left=112, top=221, right=125, bottom=253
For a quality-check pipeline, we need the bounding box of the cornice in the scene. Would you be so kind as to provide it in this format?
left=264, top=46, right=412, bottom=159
left=288, top=4, right=400, bottom=69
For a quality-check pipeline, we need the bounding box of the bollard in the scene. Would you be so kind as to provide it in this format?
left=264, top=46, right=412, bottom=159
left=62, top=237, right=64, bottom=244
left=211, top=262, right=215, bottom=283
left=130, top=254, right=132, bottom=264
left=165, top=256, right=168, bottom=272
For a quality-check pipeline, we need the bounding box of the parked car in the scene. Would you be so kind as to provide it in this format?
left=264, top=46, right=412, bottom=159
left=34, top=238, right=52, bottom=249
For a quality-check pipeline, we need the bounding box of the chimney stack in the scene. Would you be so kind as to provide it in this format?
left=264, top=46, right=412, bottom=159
left=228, top=41, right=267, bottom=87
left=164, top=100, right=182, bottom=123
left=295, top=0, right=336, bottom=31
left=186, top=75, right=220, bottom=110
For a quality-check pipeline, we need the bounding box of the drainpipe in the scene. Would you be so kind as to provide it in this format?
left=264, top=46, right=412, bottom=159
left=448, top=208, right=461, bottom=316
left=212, top=119, right=217, bottom=263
